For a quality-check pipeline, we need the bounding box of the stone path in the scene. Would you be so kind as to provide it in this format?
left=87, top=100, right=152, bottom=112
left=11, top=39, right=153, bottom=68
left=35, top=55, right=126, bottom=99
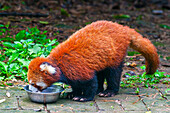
left=0, top=84, right=169, bottom=113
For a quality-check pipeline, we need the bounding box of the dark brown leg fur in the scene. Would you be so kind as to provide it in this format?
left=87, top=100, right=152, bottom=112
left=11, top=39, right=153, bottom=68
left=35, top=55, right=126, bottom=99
left=97, top=61, right=124, bottom=97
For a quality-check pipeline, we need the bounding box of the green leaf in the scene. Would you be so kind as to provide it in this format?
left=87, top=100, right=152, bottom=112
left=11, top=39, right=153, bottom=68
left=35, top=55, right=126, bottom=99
left=53, top=82, right=63, bottom=86
left=15, top=30, right=26, bottom=40
left=43, top=31, right=48, bottom=34
left=5, top=21, right=10, bottom=28
left=140, top=65, right=146, bottom=70
left=47, top=46, right=52, bottom=52
left=17, top=59, right=30, bottom=68
left=48, top=39, right=57, bottom=46
left=33, top=45, right=41, bottom=54
left=159, top=24, right=170, bottom=29
left=14, top=41, right=23, bottom=48
left=113, top=14, right=131, bottom=19
left=2, top=42, right=14, bottom=48
left=0, top=61, right=8, bottom=71
left=0, top=76, right=5, bottom=81
left=28, top=44, right=41, bottom=55
left=39, top=21, right=49, bottom=24
left=9, top=63, right=19, bottom=71
left=8, top=52, right=19, bottom=62
left=21, top=39, right=33, bottom=43
left=0, top=24, right=4, bottom=27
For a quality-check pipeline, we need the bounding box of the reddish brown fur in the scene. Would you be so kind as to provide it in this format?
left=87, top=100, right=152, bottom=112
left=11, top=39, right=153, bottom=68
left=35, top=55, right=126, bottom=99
left=28, top=20, right=159, bottom=84
left=27, top=57, right=61, bottom=88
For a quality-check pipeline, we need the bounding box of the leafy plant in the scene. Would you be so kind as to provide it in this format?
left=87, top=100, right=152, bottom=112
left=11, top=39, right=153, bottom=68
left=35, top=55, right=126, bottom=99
left=121, top=65, right=169, bottom=88
left=15, top=26, right=48, bottom=43
left=0, top=23, right=13, bottom=42
left=0, top=26, right=59, bottom=82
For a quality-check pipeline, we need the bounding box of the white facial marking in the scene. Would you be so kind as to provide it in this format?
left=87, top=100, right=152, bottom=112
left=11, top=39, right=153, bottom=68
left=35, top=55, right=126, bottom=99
left=29, top=80, right=32, bottom=84
left=40, top=63, right=56, bottom=74
left=36, top=82, right=47, bottom=89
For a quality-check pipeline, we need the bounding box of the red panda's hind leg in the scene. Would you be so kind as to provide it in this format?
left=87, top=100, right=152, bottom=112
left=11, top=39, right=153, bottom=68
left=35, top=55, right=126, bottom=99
left=97, top=61, right=124, bottom=97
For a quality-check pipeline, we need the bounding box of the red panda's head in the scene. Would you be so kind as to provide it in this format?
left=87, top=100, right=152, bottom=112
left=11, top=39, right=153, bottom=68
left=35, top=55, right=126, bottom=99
left=27, top=57, right=61, bottom=92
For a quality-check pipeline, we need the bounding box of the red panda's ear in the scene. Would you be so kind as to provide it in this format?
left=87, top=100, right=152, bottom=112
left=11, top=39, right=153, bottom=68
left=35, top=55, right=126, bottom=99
left=40, top=62, right=56, bottom=75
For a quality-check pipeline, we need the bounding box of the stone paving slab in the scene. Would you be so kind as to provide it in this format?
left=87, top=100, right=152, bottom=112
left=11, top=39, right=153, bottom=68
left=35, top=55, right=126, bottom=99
left=0, top=84, right=169, bottom=113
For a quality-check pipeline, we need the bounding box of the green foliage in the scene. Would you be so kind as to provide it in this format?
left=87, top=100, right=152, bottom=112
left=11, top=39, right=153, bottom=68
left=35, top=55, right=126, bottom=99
left=159, top=24, right=170, bottom=29
left=112, top=14, right=130, bottom=19
left=85, top=22, right=92, bottom=25
left=136, top=15, right=143, bottom=20
left=39, top=21, right=49, bottom=25
left=90, top=103, right=94, bottom=106
left=165, top=88, right=170, bottom=95
left=0, top=5, right=11, bottom=11
left=127, top=51, right=140, bottom=56
left=121, top=65, right=169, bottom=89
left=0, top=23, right=13, bottom=42
left=60, top=8, right=70, bottom=17
left=0, top=25, right=59, bottom=82
left=153, top=41, right=164, bottom=47
left=166, top=56, right=170, bottom=60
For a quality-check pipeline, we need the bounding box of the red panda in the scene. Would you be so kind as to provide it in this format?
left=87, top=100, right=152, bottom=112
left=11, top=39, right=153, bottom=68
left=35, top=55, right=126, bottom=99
left=27, top=20, right=159, bottom=102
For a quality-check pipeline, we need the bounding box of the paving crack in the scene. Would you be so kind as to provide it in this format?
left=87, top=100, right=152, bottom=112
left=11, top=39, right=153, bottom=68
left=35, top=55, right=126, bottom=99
left=100, top=99, right=125, bottom=111
left=16, top=96, right=24, bottom=110
left=93, top=100, right=100, bottom=112
left=43, top=103, right=51, bottom=113
left=115, top=99, right=125, bottom=111
left=154, top=87, right=168, bottom=100
left=93, top=100, right=105, bottom=112
left=137, top=95, right=150, bottom=111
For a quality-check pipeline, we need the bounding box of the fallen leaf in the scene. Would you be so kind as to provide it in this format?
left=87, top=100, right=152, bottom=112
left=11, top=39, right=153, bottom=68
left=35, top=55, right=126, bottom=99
left=60, top=104, right=64, bottom=107
left=0, top=98, right=6, bottom=103
left=6, top=91, right=10, bottom=98
left=130, top=62, right=137, bottom=67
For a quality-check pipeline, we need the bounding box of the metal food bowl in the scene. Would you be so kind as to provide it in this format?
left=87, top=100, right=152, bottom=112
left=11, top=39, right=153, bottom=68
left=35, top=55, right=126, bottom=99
left=24, top=85, right=64, bottom=103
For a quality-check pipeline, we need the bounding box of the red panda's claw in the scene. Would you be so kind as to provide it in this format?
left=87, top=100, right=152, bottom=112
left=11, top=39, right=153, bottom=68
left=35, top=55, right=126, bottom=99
left=73, top=97, right=80, bottom=101
left=98, top=93, right=105, bottom=97
left=104, top=92, right=115, bottom=97
left=79, top=98, right=87, bottom=102
left=73, top=97, right=89, bottom=102
left=98, top=91, right=116, bottom=97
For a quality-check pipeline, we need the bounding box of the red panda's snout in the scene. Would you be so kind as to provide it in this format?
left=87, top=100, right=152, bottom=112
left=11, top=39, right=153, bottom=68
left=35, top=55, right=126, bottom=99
left=27, top=57, right=61, bottom=92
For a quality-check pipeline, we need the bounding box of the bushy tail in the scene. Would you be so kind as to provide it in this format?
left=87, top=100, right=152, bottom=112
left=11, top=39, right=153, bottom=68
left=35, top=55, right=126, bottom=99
left=130, top=35, right=159, bottom=74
